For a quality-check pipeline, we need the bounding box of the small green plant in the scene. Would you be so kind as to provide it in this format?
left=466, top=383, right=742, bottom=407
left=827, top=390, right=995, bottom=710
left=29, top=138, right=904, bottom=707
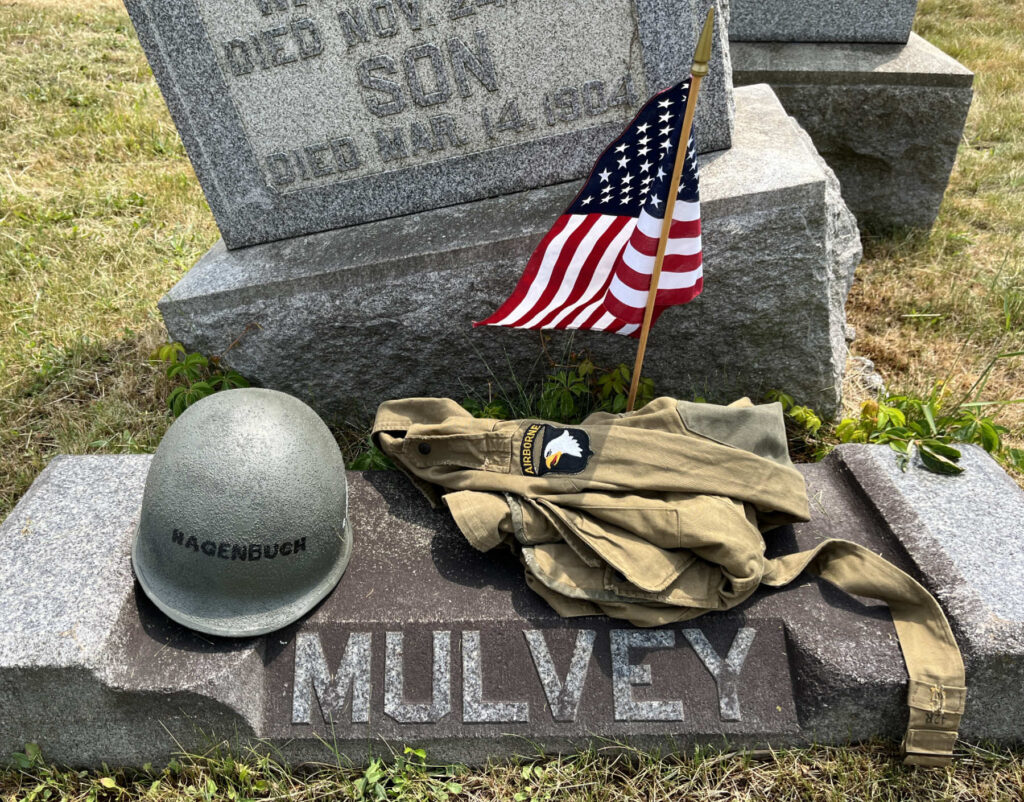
left=150, top=342, right=250, bottom=417
left=539, top=361, right=592, bottom=421
left=836, top=396, right=965, bottom=474
left=541, top=358, right=655, bottom=420
left=461, top=395, right=513, bottom=421
left=764, top=390, right=828, bottom=462
left=351, top=747, right=463, bottom=800
left=764, top=390, right=824, bottom=436
left=347, top=440, right=395, bottom=471
left=515, top=763, right=554, bottom=801
left=463, top=354, right=654, bottom=424
left=10, top=742, right=43, bottom=771
left=352, top=758, right=389, bottom=800
left=770, top=349, right=1024, bottom=476
left=835, top=383, right=1024, bottom=476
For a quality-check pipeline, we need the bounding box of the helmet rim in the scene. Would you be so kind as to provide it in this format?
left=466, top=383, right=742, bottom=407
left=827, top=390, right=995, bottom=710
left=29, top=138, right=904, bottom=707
left=132, top=514, right=353, bottom=637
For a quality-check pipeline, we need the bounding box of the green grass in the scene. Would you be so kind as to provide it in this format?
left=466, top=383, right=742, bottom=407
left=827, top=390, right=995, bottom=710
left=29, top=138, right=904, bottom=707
left=2, top=0, right=1024, bottom=795
left=845, top=0, right=1024, bottom=479
left=0, top=0, right=218, bottom=516
left=3, top=742, right=1023, bottom=802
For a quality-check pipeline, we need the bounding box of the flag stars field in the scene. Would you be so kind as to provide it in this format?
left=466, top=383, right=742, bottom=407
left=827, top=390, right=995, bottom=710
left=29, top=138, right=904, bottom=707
left=475, top=78, right=703, bottom=337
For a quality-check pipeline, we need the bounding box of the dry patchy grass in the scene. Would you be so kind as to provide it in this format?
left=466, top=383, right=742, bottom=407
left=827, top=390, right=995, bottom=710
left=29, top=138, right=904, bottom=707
left=2, top=743, right=1024, bottom=802
left=844, top=0, right=1024, bottom=461
left=0, top=0, right=218, bottom=515
left=0, top=328, right=171, bottom=516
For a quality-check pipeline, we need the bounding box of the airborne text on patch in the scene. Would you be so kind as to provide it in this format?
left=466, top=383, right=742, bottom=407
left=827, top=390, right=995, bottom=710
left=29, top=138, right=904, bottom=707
left=519, top=423, right=543, bottom=475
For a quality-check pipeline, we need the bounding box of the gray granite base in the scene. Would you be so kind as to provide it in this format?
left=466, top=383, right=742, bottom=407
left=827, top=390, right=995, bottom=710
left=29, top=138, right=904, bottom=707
left=2, top=443, right=1023, bottom=768
left=733, top=34, right=973, bottom=231
left=159, top=84, right=860, bottom=423
left=729, top=0, right=918, bottom=44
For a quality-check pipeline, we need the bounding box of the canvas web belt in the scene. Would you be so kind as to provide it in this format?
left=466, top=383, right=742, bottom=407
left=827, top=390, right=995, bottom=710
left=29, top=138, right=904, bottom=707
left=761, top=538, right=965, bottom=767
left=520, top=531, right=966, bottom=766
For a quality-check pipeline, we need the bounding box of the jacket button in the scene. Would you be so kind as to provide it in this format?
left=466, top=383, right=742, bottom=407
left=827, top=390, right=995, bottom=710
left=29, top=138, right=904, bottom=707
left=418, top=442, right=432, bottom=455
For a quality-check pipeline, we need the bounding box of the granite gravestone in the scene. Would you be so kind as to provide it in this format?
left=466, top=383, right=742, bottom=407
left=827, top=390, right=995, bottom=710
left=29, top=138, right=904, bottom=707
left=159, top=85, right=861, bottom=420
left=129, top=1, right=862, bottom=419
left=728, top=1, right=973, bottom=230
left=729, top=0, right=919, bottom=44
left=124, top=0, right=735, bottom=248
left=2, top=445, right=1024, bottom=766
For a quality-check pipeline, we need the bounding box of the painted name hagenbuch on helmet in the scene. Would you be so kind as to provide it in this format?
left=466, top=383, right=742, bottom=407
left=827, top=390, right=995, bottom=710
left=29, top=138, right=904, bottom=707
left=170, top=529, right=308, bottom=561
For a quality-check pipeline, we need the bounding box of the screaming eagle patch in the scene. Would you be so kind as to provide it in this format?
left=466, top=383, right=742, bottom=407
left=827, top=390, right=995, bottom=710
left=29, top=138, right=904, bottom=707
left=519, top=424, right=593, bottom=476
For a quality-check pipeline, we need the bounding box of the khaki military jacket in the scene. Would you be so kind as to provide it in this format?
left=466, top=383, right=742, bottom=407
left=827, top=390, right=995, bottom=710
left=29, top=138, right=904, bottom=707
left=372, top=397, right=965, bottom=766
left=374, top=396, right=807, bottom=623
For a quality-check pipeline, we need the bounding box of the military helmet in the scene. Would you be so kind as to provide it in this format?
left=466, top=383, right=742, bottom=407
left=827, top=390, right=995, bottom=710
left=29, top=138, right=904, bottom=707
left=132, top=388, right=352, bottom=637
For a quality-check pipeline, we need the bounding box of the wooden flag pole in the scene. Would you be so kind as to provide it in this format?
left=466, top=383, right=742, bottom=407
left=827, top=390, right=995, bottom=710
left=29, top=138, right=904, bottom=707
left=626, top=7, right=715, bottom=412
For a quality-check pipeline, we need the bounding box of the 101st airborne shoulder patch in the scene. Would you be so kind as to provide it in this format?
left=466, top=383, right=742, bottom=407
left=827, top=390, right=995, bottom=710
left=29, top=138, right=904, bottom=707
left=520, top=424, right=594, bottom=476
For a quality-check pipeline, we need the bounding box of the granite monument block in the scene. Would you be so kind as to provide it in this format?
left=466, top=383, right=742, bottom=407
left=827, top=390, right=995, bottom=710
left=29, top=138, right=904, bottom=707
left=2, top=443, right=1023, bottom=766
left=123, top=0, right=735, bottom=248
left=732, top=34, right=973, bottom=230
left=160, top=84, right=861, bottom=420
left=729, top=0, right=919, bottom=45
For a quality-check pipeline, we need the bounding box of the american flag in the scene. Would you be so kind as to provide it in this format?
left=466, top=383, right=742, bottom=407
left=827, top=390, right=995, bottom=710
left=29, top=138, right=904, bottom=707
left=475, top=79, right=702, bottom=337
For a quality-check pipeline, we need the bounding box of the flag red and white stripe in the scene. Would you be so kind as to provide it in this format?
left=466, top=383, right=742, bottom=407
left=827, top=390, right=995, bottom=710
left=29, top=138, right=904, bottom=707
left=475, top=79, right=702, bottom=337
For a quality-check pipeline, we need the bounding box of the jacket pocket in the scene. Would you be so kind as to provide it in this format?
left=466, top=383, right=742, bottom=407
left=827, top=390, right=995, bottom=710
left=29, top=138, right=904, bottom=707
left=402, top=432, right=512, bottom=472
left=535, top=498, right=693, bottom=594
left=676, top=399, right=792, bottom=466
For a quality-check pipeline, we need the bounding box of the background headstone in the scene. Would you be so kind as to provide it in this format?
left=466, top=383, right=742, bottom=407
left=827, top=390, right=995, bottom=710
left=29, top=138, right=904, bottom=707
left=160, top=85, right=860, bottom=420
left=729, top=0, right=919, bottom=44
left=732, top=35, right=973, bottom=230
left=2, top=444, right=1022, bottom=766
left=728, top=1, right=973, bottom=232
left=123, top=0, right=735, bottom=248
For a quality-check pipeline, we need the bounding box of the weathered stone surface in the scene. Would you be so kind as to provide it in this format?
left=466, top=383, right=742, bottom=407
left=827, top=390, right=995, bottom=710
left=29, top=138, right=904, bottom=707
left=160, top=84, right=860, bottom=422
left=2, top=443, right=1023, bottom=767
left=123, top=0, right=734, bottom=249
left=0, top=456, right=263, bottom=767
left=837, top=445, right=1024, bottom=743
left=733, top=34, right=973, bottom=230
left=729, top=0, right=918, bottom=44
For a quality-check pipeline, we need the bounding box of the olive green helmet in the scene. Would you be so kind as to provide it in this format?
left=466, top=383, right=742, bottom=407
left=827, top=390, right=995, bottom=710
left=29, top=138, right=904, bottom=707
left=132, top=388, right=352, bottom=637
